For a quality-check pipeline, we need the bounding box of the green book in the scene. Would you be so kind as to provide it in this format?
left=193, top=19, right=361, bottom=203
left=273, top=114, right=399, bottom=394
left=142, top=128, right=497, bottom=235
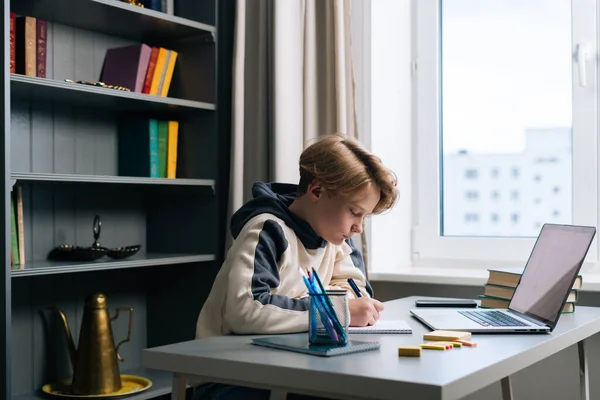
left=10, top=194, right=19, bottom=266
left=157, top=120, right=169, bottom=178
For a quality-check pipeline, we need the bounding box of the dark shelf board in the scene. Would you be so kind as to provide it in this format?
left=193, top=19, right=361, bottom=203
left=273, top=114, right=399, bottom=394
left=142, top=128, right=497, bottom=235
left=12, top=172, right=215, bottom=189
left=12, top=367, right=174, bottom=400
left=11, top=253, right=215, bottom=277
left=11, top=75, right=215, bottom=115
left=11, top=0, right=215, bottom=42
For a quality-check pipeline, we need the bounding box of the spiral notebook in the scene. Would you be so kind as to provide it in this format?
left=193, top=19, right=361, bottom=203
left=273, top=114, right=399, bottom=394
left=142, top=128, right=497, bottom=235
left=348, top=320, right=412, bottom=334
left=251, top=336, right=380, bottom=357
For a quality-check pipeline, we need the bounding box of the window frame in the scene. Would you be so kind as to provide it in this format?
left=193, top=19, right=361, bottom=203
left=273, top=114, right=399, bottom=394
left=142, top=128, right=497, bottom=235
left=413, top=0, right=599, bottom=267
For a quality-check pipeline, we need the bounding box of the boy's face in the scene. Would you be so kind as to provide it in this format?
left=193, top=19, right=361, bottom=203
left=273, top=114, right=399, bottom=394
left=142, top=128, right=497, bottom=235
left=307, top=182, right=381, bottom=246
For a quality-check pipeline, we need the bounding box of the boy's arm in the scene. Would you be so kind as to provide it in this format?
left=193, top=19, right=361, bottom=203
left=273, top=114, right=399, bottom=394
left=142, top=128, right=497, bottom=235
left=328, top=237, right=374, bottom=298
left=223, top=218, right=309, bottom=334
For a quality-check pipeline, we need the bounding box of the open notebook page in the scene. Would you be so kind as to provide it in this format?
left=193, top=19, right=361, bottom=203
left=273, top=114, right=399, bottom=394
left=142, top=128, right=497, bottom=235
left=348, top=320, right=412, bottom=334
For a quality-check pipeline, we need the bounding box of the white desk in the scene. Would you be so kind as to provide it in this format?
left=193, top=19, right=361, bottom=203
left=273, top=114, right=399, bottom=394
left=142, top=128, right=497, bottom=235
left=142, top=296, right=600, bottom=400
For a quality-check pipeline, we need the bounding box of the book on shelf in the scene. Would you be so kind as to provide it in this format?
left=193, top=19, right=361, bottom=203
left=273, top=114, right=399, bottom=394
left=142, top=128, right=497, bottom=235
left=15, top=15, right=36, bottom=77
left=479, top=295, right=575, bottom=314
left=9, top=191, right=19, bottom=268
left=100, top=44, right=152, bottom=93
left=36, top=19, right=47, bottom=78
left=9, top=186, right=24, bottom=270
left=9, top=12, right=15, bottom=73
left=11, top=16, right=177, bottom=97
left=140, top=0, right=175, bottom=15
left=12, top=14, right=47, bottom=78
left=15, top=186, right=25, bottom=266
left=101, top=44, right=178, bottom=96
left=118, top=118, right=179, bottom=178
left=481, top=267, right=581, bottom=313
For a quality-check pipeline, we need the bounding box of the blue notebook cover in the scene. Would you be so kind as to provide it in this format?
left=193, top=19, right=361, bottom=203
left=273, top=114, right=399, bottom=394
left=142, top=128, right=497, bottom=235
left=251, top=336, right=380, bottom=357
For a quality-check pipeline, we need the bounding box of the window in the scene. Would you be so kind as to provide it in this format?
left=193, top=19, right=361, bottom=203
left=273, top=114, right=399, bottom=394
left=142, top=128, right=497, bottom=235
left=414, top=0, right=598, bottom=264
left=464, top=169, right=478, bottom=179
left=464, top=213, right=479, bottom=223
left=464, top=190, right=479, bottom=200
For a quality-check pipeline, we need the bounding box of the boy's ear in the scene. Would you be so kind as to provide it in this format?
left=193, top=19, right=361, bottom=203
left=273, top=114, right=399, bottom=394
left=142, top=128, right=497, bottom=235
left=307, top=181, right=323, bottom=202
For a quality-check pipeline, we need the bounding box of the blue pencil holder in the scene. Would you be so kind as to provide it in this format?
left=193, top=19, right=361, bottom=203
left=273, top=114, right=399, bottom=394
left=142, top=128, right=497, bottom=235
left=309, top=290, right=349, bottom=345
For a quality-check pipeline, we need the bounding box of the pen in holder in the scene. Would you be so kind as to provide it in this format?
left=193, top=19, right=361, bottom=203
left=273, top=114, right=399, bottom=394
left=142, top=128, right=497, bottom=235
left=309, top=290, right=349, bottom=346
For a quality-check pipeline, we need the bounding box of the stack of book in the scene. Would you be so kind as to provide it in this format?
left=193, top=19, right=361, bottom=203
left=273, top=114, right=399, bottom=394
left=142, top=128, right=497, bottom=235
left=480, top=267, right=581, bottom=313
left=101, top=43, right=178, bottom=97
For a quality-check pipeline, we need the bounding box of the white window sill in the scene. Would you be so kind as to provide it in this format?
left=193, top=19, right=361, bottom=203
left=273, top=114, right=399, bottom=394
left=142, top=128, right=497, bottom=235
left=369, top=267, right=600, bottom=292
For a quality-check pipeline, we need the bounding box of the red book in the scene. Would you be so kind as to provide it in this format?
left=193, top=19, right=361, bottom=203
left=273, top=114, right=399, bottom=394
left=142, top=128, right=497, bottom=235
left=36, top=19, right=47, bottom=78
left=142, top=47, right=159, bottom=94
left=9, top=12, right=15, bottom=73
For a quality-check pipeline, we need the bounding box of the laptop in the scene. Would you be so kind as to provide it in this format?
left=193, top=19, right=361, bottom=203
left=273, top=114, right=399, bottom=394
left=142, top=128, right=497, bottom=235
left=410, top=223, right=596, bottom=333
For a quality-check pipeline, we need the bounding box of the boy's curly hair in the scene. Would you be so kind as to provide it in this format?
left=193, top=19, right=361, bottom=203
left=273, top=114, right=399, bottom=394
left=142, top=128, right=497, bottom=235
left=297, top=133, right=398, bottom=214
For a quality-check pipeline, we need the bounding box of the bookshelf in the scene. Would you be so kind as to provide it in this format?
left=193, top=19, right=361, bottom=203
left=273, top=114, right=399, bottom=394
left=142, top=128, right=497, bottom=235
left=11, top=75, right=216, bottom=115
left=2, top=0, right=234, bottom=398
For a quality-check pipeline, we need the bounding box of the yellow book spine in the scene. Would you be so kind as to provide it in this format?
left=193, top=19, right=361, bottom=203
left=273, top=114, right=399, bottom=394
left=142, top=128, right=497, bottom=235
left=15, top=186, right=25, bottom=268
left=160, top=50, right=178, bottom=97
left=167, top=120, right=179, bottom=178
left=150, top=48, right=169, bottom=96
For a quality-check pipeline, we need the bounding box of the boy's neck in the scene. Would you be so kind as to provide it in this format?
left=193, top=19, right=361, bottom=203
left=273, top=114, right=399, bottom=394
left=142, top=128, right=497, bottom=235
left=288, top=196, right=313, bottom=227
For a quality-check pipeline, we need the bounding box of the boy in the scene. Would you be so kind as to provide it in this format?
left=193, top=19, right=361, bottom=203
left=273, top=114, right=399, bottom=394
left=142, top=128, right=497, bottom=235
left=193, top=134, right=398, bottom=399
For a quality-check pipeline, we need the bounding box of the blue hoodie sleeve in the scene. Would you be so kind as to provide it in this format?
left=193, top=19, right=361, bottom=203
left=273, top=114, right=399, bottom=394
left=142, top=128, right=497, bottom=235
left=223, top=217, right=310, bottom=334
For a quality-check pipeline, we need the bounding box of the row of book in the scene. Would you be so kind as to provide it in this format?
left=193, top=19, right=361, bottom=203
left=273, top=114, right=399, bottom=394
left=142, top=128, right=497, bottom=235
left=9, top=13, right=178, bottom=98
left=479, top=267, right=581, bottom=313
left=9, top=13, right=47, bottom=77
left=140, top=0, right=174, bottom=13
left=10, top=187, right=25, bottom=269
left=118, top=118, right=180, bottom=178
left=101, top=43, right=178, bottom=96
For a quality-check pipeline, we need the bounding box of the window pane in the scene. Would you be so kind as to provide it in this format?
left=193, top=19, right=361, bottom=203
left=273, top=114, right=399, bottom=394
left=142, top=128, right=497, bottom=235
left=441, top=0, right=573, bottom=237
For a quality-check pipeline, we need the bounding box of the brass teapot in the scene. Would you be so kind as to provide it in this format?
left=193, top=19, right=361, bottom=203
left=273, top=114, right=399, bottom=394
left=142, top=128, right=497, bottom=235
left=49, top=293, right=133, bottom=395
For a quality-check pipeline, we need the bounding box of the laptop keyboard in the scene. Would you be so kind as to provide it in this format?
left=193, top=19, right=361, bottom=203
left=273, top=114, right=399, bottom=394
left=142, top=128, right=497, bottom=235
left=459, top=310, right=529, bottom=327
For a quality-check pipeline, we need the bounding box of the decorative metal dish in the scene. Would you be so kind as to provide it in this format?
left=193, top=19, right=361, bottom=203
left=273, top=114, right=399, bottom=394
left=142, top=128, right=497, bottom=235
left=48, top=244, right=108, bottom=261
left=48, top=215, right=108, bottom=262
left=107, top=245, right=142, bottom=259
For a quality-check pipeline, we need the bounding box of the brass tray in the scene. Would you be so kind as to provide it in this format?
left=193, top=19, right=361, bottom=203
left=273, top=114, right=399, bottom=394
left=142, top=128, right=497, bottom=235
left=41, top=374, right=152, bottom=398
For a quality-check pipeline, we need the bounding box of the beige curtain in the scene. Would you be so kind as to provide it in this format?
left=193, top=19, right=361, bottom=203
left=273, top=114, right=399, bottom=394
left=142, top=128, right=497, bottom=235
left=228, top=0, right=368, bottom=271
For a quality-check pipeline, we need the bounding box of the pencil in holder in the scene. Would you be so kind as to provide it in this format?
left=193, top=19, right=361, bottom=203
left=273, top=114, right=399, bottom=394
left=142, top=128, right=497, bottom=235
left=308, top=290, right=349, bottom=345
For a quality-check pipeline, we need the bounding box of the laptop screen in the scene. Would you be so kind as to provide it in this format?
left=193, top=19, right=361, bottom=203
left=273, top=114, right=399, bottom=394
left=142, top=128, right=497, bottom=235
left=509, top=224, right=596, bottom=327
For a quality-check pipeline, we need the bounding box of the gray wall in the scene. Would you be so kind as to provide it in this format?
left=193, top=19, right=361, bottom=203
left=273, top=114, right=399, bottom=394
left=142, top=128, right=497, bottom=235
left=371, top=281, right=600, bottom=400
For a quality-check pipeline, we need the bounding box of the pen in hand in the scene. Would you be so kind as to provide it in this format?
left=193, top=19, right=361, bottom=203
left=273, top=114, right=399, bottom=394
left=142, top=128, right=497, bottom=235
left=347, top=278, right=363, bottom=298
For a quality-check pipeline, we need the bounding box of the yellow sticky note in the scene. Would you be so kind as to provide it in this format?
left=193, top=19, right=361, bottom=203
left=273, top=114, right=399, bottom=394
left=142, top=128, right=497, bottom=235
left=398, top=346, right=422, bottom=357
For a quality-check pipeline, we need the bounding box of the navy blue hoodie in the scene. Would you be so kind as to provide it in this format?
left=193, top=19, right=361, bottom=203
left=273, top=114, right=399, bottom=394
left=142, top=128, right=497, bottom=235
left=195, top=182, right=373, bottom=337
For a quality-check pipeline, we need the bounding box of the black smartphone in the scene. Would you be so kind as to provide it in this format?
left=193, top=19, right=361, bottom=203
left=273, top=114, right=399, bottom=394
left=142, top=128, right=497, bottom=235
left=414, top=299, right=478, bottom=308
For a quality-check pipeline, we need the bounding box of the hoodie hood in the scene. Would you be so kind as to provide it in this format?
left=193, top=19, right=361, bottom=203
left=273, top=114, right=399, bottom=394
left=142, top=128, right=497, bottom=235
left=230, top=182, right=327, bottom=249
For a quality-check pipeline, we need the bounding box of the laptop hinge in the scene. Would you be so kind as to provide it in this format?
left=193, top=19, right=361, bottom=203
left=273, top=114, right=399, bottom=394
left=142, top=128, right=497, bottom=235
left=507, top=309, right=548, bottom=327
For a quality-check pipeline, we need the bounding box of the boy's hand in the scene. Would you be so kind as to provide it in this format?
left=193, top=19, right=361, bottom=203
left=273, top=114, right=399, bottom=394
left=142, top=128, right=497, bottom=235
left=348, top=298, right=385, bottom=326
